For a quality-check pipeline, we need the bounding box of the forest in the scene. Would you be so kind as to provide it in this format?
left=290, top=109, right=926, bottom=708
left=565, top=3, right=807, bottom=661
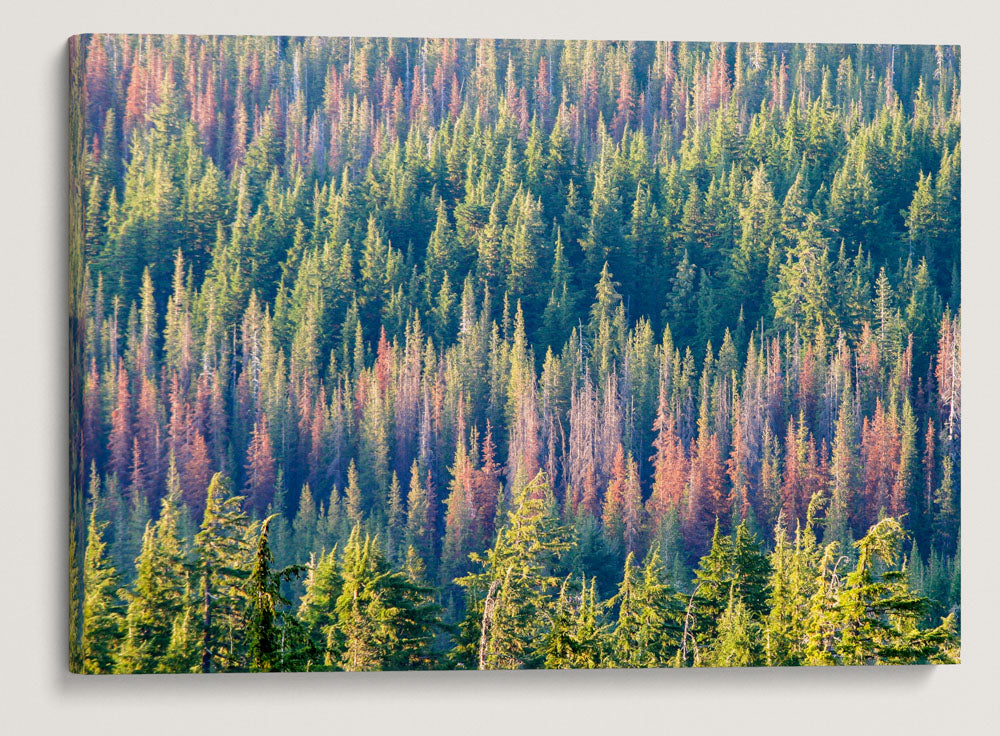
left=68, top=35, right=961, bottom=672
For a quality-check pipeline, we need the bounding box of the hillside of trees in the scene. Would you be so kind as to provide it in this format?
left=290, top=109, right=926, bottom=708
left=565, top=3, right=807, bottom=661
left=68, top=35, right=961, bottom=672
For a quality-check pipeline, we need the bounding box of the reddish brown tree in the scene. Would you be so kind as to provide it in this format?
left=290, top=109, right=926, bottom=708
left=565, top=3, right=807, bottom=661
left=123, top=59, right=149, bottom=142
left=647, top=394, right=688, bottom=531
left=601, top=443, right=628, bottom=543
left=860, top=399, right=901, bottom=527
left=471, top=420, right=501, bottom=541
left=134, top=376, right=162, bottom=500
left=245, top=415, right=277, bottom=515
left=535, top=56, right=552, bottom=126
left=82, top=358, right=102, bottom=468
left=107, top=360, right=132, bottom=483
left=685, top=431, right=726, bottom=555
left=84, top=35, right=111, bottom=132
left=181, top=430, right=213, bottom=516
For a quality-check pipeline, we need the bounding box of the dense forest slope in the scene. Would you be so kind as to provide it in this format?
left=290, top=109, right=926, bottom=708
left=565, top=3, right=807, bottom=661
left=68, top=35, right=960, bottom=672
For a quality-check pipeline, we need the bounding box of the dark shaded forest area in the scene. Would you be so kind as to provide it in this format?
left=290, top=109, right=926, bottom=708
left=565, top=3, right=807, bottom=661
left=69, top=35, right=960, bottom=672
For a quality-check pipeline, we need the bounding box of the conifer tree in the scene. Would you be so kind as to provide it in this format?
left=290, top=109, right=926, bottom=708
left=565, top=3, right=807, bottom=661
left=116, top=492, right=188, bottom=673
left=192, top=473, right=252, bottom=672
left=336, top=525, right=444, bottom=670
left=831, top=518, right=956, bottom=665
left=292, top=483, right=318, bottom=561
left=160, top=576, right=201, bottom=674
left=81, top=505, right=123, bottom=674
left=244, top=415, right=277, bottom=515
left=542, top=576, right=606, bottom=669
left=456, top=473, right=572, bottom=669
left=405, top=460, right=434, bottom=566
left=606, top=548, right=682, bottom=668
left=765, top=514, right=814, bottom=666
left=703, top=586, right=762, bottom=667
left=297, top=546, right=344, bottom=669
left=691, top=520, right=770, bottom=646
left=245, top=516, right=309, bottom=672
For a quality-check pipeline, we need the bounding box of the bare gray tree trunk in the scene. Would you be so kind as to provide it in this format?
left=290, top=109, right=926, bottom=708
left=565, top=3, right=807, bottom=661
left=478, top=579, right=501, bottom=670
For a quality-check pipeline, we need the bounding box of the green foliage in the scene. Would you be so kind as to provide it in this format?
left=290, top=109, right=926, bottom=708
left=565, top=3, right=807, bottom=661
left=691, top=521, right=771, bottom=649
left=297, top=545, right=344, bottom=669
left=802, top=517, right=958, bottom=665
left=335, top=525, right=445, bottom=671
left=115, top=492, right=188, bottom=673
left=244, top=516, right=310, bottom=672
left=764, top=508, right=821, bottom=666
left=832, top=518, right=957, bottom=665
left=81, top=505, right=123, bottom=674
left=456, top=473, right=572, bottom=669
left=703, top=588, right=762, bottom=667
left=192, top=473, right=252, bottom=672
left=542, top=576, right=606, bottom=669
left=605, top=549, right=683, bottom=668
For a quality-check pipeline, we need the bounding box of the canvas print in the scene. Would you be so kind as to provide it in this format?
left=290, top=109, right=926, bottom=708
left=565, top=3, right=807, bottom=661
left=68, top=35, right=961, bottom=673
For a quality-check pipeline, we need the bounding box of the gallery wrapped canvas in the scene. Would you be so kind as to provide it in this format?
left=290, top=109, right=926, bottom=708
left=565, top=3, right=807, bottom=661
left=68, top=34, right=960, bottom=673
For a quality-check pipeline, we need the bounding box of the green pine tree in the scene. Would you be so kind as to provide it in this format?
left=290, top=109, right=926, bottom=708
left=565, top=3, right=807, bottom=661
left=81, top=505, right=124, bottom=674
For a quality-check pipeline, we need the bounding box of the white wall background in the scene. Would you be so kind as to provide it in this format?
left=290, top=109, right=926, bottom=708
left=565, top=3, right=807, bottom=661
left=1, top=1, right=997, bottom=733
